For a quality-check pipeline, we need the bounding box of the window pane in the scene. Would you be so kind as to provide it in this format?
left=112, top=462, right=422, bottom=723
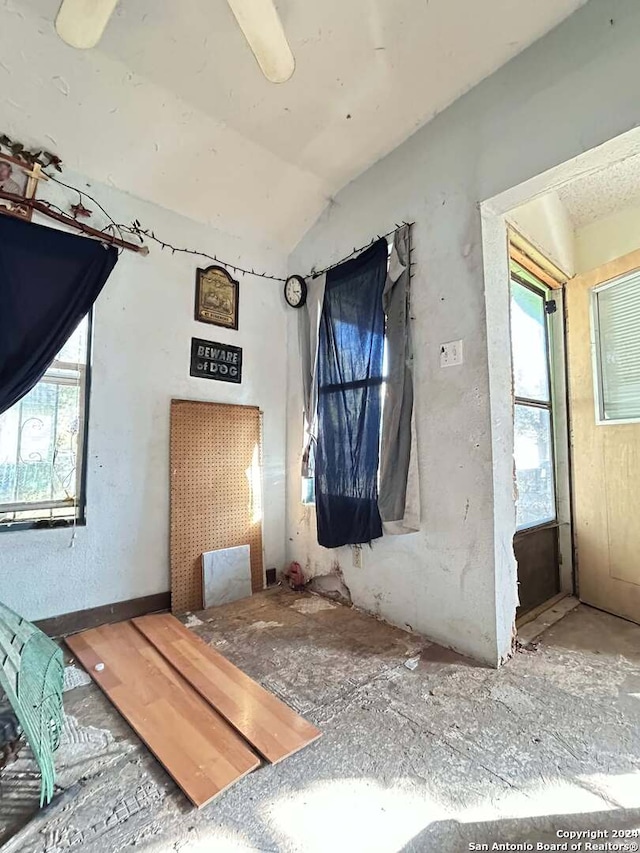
left=4, top=382, right=82, bottom=507
left=0, top=316, right=88, bottom=524
left=301, top=477, right=315, bottom=505
left=56, top=320, right=88, bottom=365
left=52, top=385, right=81, bottom=500
left=595, top=272, right=640, bottom=421
left=514, top=404, right=556, bottom=528
left=511, top=280, right=550, bottom=402
left=15, top=382, right=57, bottom=504
left=0, top=404, right=19, bottom=503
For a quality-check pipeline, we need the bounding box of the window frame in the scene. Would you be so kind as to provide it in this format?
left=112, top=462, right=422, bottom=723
left=511, top=271, right=558, bottom=533
left=0, top=311, right=93, bottom=532
left=591, top=272, right=640, bottom=426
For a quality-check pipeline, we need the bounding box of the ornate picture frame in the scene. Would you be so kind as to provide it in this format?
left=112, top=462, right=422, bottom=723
left=194, top=265, right=239, bottom=330
left=0, top=154, right=37, bottom=221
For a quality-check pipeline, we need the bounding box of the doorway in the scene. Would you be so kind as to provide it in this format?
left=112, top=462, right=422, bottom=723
left=508, top=250, right=570, bottom=617
left=481, top=125, right=640, bottom=640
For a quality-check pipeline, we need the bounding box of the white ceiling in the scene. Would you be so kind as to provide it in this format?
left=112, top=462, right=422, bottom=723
left=557, top=152, right=640, bottom=229
left=3, top=0, right=587, bottom=250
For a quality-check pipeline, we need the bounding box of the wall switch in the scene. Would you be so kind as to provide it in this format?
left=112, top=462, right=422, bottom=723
left=440, top=339, right=463, bottom=368
left=352, top=544, right=363, bottom=568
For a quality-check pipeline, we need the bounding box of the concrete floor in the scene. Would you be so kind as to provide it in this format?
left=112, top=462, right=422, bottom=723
left=1, top=588, right=639, bottom=852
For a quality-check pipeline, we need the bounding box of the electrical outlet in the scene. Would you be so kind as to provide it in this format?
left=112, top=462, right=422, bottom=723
left=440, top=339, right=463, bottom=368
left=352, top=544, right=363, bottom=568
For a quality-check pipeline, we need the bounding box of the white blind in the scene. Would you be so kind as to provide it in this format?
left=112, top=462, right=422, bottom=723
left=595, top=271, right=640, bottom=421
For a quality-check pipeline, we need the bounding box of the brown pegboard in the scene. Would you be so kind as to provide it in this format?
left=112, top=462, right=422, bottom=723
left=170, top=400, right=264, bottom=613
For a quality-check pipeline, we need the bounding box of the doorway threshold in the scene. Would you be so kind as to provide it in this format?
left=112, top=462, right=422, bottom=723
left=517, top=593, right=580, bottom=646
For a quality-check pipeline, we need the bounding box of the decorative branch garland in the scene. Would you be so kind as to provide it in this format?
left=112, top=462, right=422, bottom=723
left=309, top=223, right=413, bottom=278
left=55, top=173, right=413, bottom=281
left=0, top=132, right=63, bottom=173
left=117, top=220, right=414, bottom=282
left=4, top=134, right=413, bottom=281
left=119, top=220, right=288, bottom=282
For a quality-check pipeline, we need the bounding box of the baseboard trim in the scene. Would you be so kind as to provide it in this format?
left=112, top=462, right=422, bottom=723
left=34, top=592, right=171, bottom=638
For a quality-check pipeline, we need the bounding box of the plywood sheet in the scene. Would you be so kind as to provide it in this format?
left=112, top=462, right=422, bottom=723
left=66, top=621, right=260, bottom=807
left=170, top=400, right=264, bottom=613
left=133, top=613, right=322, bottom=764
left=202, top=545, right=252, bottom=608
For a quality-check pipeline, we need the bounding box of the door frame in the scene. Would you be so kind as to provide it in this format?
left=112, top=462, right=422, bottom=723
left=480, top=125, right=640, bottom=657
left=509, top=238, right=575, bottom=606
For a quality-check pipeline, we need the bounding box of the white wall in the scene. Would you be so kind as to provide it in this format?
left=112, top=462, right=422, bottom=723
left=0, top=174, right=288, bottom=621
left=575, top=201, right=640, bottom=273
left=286, top=0, right=640, bottom=665
left=508, top=192, right=576, bottom=276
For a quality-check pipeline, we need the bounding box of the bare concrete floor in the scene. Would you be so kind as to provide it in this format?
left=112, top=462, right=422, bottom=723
left=1, top=588, right=639, bottom=852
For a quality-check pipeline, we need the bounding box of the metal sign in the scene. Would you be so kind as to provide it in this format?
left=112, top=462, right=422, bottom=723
left=190, top=337, right=242, bottom=384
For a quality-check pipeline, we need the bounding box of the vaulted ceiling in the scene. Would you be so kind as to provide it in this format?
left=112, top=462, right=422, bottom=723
left=4, top=0, right=586, bottom=250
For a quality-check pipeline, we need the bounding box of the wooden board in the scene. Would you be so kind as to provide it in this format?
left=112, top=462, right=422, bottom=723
left=170, top=400, right=264, bottom=613
left=66, top=621, right=260, bottom=807
left=133, top=613, right=322, bottom=764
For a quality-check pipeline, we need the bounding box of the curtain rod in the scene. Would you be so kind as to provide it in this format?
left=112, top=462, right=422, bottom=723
left=0, top=190, right=148, bottom=255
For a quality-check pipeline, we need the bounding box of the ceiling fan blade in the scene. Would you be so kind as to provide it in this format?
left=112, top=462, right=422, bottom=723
left=55, top=0, right=119, bottom=49
left=226, top=0, right=295, bottom=83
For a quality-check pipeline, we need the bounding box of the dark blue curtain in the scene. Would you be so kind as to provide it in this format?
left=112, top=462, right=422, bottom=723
left=315, top=239, right=387, bottom=548
left=0, top=215, right=118, bottom=416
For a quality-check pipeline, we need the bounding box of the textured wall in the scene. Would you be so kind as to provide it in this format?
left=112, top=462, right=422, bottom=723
left=286, top=0, right=640, bottom=665
left=0, top=174, right=287, bottom=621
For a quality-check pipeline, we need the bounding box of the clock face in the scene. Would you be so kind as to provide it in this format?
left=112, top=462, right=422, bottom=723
left=284, top=275, right=307, bottom=308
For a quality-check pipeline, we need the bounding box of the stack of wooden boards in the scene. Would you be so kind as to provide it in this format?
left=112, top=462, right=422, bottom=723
left=66, top=614, right=321, bottom=807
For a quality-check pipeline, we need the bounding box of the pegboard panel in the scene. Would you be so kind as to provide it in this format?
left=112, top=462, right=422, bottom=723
left=170, top=400, right=264, bottom=613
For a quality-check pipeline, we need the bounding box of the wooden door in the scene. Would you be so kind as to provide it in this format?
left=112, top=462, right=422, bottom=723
left=170, top=400, right=264, bottom=613
left=566, top=250, right=640, bottom=623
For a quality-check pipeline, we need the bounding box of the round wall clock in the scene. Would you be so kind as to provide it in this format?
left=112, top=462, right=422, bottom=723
left=284, top=274, right=307, bottom=308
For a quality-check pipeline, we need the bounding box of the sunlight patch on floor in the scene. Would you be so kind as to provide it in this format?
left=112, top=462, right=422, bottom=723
left=263, top=778, right=444, bottom=853
left=577, top=771, right=640, bottom=809
left=459, top=779, right=619, bottom=825
left=142, top=829, right=259, bottom=852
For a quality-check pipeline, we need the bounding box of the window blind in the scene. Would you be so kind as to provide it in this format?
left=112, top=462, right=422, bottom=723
left=595, top=271, right=640, bottom=421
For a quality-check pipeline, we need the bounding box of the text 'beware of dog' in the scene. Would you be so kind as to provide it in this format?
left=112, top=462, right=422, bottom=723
left=190, top=337, right=242, bottom=384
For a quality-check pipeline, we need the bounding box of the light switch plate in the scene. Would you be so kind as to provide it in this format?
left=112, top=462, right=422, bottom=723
left=440, top=339, right=463, bottom=367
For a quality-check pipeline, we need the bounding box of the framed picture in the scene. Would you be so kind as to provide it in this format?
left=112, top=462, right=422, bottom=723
left=194, top=265, right=239, bottom=330
left=0, top=154, right=35, bottom=221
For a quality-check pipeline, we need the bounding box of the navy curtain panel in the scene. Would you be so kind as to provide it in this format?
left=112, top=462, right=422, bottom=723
left=0, top=215, right=118, bottom=416
left=315, top=238, right=388, bottom=548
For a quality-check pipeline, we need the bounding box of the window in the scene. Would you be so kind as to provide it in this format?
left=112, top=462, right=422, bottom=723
left=301, top=242, right=394, bottom=507
left=301, top=410, right=316, bottom=504
left=510, top=272, right=556, bottom=530
left=592, top=269, right=640, bottom=423
left=0, top=316, right=91, bottom=529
